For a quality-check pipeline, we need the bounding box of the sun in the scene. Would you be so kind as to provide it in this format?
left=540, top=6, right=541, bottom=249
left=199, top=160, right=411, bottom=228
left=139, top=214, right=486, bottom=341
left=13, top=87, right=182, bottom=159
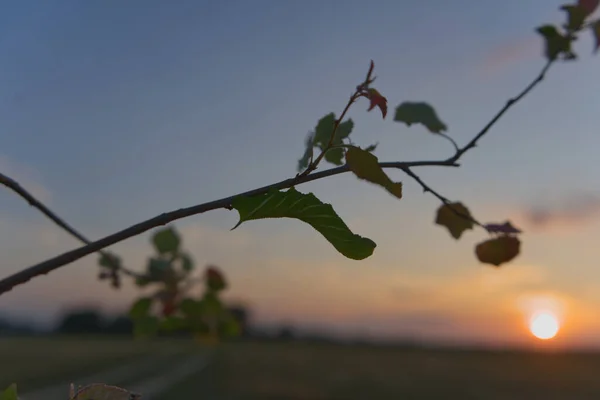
left=529, top=311, right=560, bottom=340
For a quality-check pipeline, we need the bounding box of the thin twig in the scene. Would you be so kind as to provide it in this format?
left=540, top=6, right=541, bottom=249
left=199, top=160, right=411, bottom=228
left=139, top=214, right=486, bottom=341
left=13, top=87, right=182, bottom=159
left=400, top=167, right=484, bottom=228
left=446, top=60, right=553, bottom=163
left=0, top=173, right=141, bottom=278
left=0, top=159, right=457, bottom=295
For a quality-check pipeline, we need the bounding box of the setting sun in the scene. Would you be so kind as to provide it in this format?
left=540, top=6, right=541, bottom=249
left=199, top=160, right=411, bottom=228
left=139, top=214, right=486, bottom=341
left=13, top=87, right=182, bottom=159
left=529, top=311, right=560, bottom=340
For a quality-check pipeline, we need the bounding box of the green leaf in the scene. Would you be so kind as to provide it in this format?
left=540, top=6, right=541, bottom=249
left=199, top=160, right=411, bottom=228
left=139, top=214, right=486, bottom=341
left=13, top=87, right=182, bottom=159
left=364, top=143, right=378, bottom=153
left=475, top=235, right=521, bottom=267
left=312, top=113, right=354, bottom=166
left=394, top=102, right=447, bottom=134
left=160, top=316, right=189, bottom=331
left=536, top=25, right=575, bottom=61
left=345, top=146, right=403, bottom=199
left=231, top=187, right=376, bottom=260
left=129, top=297, right=153, bottom=319
left=98, top=253, right=121, bottom=270
left=560, top=4, right=587, bottom=32
left=133, top=316, right=159, bottom=338
left=135, top=275, right=152, bottom=287
left=179, top=298, right=203, bottom=317
left=0, top=384, right=18, bottom=400
left=434, top=202, right=474, bottom=240
left=147, top=257, right=172, bottom=281
left=179, top=253, right=194, bottom=273
left=592, top=19, right=600, bottom=53
left=152, top=227, right=180, bottom=255
left=218, top=315, right=241, bottom=338
left=297, top=133, right=315, bottom=172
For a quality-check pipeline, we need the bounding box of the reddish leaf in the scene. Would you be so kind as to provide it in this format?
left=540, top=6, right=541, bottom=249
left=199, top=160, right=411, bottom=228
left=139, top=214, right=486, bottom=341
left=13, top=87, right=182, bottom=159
left=475, top=236, right=521, bottom=267
left=366, top=88, right=388, bottom=119
left=484, top=221, right=522, bottom=234
left=206, top=265, right=227, bottom=291
left=578, top=0, right=599, bottom=15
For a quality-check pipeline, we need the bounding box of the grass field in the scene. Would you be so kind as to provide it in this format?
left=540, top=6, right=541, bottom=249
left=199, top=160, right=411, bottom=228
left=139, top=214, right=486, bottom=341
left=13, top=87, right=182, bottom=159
left=6, top=337, right=600, bottom=399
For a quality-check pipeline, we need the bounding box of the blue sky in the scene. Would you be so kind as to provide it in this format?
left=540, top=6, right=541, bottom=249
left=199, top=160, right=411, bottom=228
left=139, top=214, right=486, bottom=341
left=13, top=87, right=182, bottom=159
left=1, top=0, right=600, bottom=346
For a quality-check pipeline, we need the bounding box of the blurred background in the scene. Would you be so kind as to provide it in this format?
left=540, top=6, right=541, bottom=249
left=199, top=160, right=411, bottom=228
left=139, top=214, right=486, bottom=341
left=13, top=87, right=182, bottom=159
left=1, top=0, right=600, bottom=398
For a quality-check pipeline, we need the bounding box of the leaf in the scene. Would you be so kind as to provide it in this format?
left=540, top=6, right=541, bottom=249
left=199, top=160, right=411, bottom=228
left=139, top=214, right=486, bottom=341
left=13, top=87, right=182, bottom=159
left=160, top=316, right=188, bottom=331
left=152, top=227, right=180, bottom=255
left=147, top=258, right=172, bottom=281
left=98, top=253, right=121, bottom=270
left=179, top=253, right=194, bottom=273
left=394, top=102, right=447, bottom=134
left=129, top=297, right=153, bottom=319
left=205, top=266, right=227, bottom=291
left=364, top=143, right=378, bottom=152
left=484, top=221, right=522, bottom=234
left=536, top=25, right=575, bottom=61
left=435, top=202, right=474, bottom=239
left=475, top=235, right=521, bottom=267
left=0, top=384, right=18, bottom=400
left=366, top=88, right=388, bottom=118
left=297, top=133, right=315, bottom=172
left=312, top=113, right=354, bottom=166
left=231, top=187, right=376, bottom=260
left=345, top=146, right=402, bottom=199
left=578, top=0, right=600, bottom=15
left=179, top=298, right=203, bottom=317
left=592, top=19, right=600, bottom=53
left=218, top=314, right=241, bottom=338
left=560, top=4, right=587, bottom=32
left=133, top=316, right=159, bottom=338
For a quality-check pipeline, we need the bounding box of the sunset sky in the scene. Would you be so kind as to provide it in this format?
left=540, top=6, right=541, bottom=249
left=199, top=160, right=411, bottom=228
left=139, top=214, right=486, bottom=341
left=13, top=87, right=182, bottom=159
left=1, top=0, right=600, bottom=348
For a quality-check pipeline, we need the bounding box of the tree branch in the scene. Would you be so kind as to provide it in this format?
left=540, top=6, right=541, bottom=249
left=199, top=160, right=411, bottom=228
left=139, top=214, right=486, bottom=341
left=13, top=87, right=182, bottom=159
left=0, top=173, right=142, bottom=279
left=0, top=58, right=556, bottom=296
left=0, top=159, right=457, bottom=295
left=446, top=60, right=553, bottom=164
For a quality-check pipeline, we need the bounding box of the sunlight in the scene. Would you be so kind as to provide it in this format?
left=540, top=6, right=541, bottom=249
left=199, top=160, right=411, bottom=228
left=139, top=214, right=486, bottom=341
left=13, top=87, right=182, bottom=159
left=529, top=311, right=560, bottom=340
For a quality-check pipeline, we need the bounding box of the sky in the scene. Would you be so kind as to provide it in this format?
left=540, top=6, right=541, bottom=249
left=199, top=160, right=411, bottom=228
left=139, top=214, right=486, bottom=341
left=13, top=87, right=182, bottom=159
left=1, top=0, right=599, bottom=348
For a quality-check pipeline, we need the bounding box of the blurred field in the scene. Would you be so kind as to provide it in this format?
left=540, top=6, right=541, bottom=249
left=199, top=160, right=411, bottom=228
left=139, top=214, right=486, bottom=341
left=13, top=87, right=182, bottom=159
left=0, top=336, right=194, bottom=393
left=7, top=338, right=600, bottom=399
left=206, top=341, right=600, bottom=399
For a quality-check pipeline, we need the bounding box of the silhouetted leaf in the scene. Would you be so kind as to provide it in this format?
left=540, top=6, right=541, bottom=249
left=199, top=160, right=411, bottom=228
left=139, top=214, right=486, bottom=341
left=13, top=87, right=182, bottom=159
left=0, top=384, right=18, bottom=400
left=313, top=113, right=354, bottom=166
left=435, top=202, right=474, bottom=239
left=180, top=298, right=203, bottom=317
left=366, top=88, right=388, bottom=118
left=345, top=146, right=402, bottom=199
left=98, top=253, right=121, bottom=270
left=578, top=0, right=600, bottom=15
left=231, top=188, right=376, bottom=260
left=206, top=266, right=227, bottom=291
left=592, top=19, right=600, bottom=53
left=218, top=314, right=241, bottom=337
left=297, top=133, right=315, bottom=172
left=152, top=227, right=180, bottom=255
left=394, top=102, right=447, bottom=134
left=536, top=25, right=575, bottom=60
left=180, top=253, right=194, bottom=272
left=560, top=4, right=587, bottom=31
left=475, top=235, right=521, bottom=266
left=129, top=297, right=153, bottom=319
left=147, top=258, right=172, bottom=281
left=364, top=143, right=378, bottom=152
left=484, top=221, right=522, bottom=234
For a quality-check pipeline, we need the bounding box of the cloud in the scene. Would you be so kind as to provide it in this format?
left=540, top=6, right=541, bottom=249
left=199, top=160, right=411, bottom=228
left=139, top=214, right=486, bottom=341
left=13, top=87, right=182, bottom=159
left=518, top=192, right=600, bottom=232
left=477, top=36, right=540, bottom=76
left=0, top=155, right=52, bottom=204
